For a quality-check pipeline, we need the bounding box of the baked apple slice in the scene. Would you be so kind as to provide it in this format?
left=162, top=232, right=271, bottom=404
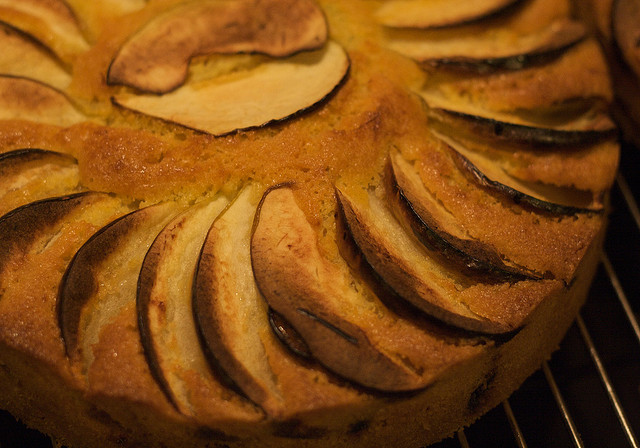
left=425, top=101, right=616, bottom=147
left=0, top=0, right=88, bottom=59
left=137, top=196, right=229, bottom=415
left=58, top=202, right=180, bottom=367
left=108, top=0, right=327, bottom=93
left=388, top=20, right=586, bottom=74
left=335, top=186, right=516, bottom=334
left=0, top=192, right=130, bottom=374
left=193, top=185, right=285, bottom=410
left=386, top=150, right=540, bottom=281
left=439, top=135, right=604, bottom=214
left=0, top=192, right=124, bottom=280
left=196, top=185, right=393, bottom=419
left=251, top=185, right=485, bottom=392
left=0, top=76, right=85, bottom=126
left=0, top=149, right=81, bottom=217
left=376, top=0, right=523, bottom=29
left=0, top=22, right=71, bottom=89
left=112, top=41, right=349, bottom=135
left=612, top=0, right=640, bottom=78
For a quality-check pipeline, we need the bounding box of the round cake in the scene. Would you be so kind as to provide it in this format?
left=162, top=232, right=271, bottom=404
left=0, top=0, right=620, bottom=447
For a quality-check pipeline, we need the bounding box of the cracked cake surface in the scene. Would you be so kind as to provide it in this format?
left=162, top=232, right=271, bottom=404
left=0, top=0, right=620, bottom=447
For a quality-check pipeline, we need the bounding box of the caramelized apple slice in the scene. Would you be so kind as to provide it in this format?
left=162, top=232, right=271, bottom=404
left=612, top=0, right=640, bottom=78
left=113, top=41, right=349, bottom=135
left=0, top=192, right=125, bottom=280
left=0, top=22, right=71, bottom=89
left=251, top=185, right=486, bottom=391
left=387, top=150, right=539, bottom=281
left=193, top=185, right=286, bottom=410
left=137, top=196, right=230, bottom=415
left=437, top=135, right=603, bottom=214
left=108, top=0, right=327, bottom=93
left=0, top=149, right=81, bottom=216
left=196, top=185, right=394, bottom=418
left=425, top=102, right=616, bottom=147
left=0, top=0, right=88, bottom=58
left=58, top=202, right=180, bottom=368
left=335, top=186, right=519, bottom=334
left=0, top=76, right=85, bottom=126
left=376, top=0, right=523, bottom=28
left=389, top=20, right=586, bottom=74
left=0, top=192, right=130, bottom=372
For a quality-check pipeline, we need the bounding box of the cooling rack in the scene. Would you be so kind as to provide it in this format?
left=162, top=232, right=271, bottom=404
left=1, top=143, right=639, bottom=448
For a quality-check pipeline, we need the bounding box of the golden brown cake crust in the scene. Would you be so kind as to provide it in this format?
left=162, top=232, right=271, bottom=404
left=0, top=0, right=619, bottom=446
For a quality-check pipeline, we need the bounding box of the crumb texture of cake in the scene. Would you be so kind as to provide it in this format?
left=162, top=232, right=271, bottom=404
left=0, top=0, right=619, bottom=447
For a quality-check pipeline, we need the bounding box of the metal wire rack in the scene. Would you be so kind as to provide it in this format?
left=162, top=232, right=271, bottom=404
left=1, top=144, right=639, bottom=448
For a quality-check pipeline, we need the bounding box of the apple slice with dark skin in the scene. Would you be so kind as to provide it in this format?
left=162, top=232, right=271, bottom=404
left=0, top=75, right=85, bottom=126
left=375, top=0, right=524, bottom=29
left=0, top=192, right=126, bottom=281
left=0, top=149, right=82, bottom=217
left=0, top=22, right=71, bottom=89
left=136, top=196, right=230, bottom=415
left=335, top=186, right=517, bottom=334
left=251, top=184, right=486, bottom=392
left=612, top=0, right=640, bottom=79
left=0, top=192, right=130, bottom=375
left=385, top=19, right=586, bottom=75
left=386, top=150, right=541, bottom=282
left=193, top=185, right=286, bottom=412
left=425, top=102, right=617, bottom=147
left=418, top=20, right=586, bottom=74
left=58, top=201, right=181, bottom=368
left=438, top=135, right=604, bottom=215
left=112, top=41, right=349, bottom=136
left=108, top=0, right=328, bottom=94
left=195, top=185, right=390, bottom=421
left=0, top=0, right=89, bottom=59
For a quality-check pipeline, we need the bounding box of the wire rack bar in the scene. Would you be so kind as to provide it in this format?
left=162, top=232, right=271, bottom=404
left=617, top=174, right=640, bottom=231
left=576, top=314, right=640, bottom=448
left=503, top=400, right=528, bottom=448
left=601, top=253, right=640, bottom=345
left=457, top=429, right=470, bottom=448
left=541, top=361, right=585, bottom=448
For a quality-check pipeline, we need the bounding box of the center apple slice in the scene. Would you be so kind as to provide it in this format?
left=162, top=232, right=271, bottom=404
left=250, top=185, right=486, bottom=392
left=107, top=0, right=328, bottom=94
left=112, top=41, right=349, bottom=136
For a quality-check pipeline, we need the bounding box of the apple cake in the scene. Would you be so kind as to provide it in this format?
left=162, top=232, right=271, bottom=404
left=0, top=0, right=619, bottom=447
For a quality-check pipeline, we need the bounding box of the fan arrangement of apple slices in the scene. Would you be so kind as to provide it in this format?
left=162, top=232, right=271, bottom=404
left=0, top=0, right=621, bottom=444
